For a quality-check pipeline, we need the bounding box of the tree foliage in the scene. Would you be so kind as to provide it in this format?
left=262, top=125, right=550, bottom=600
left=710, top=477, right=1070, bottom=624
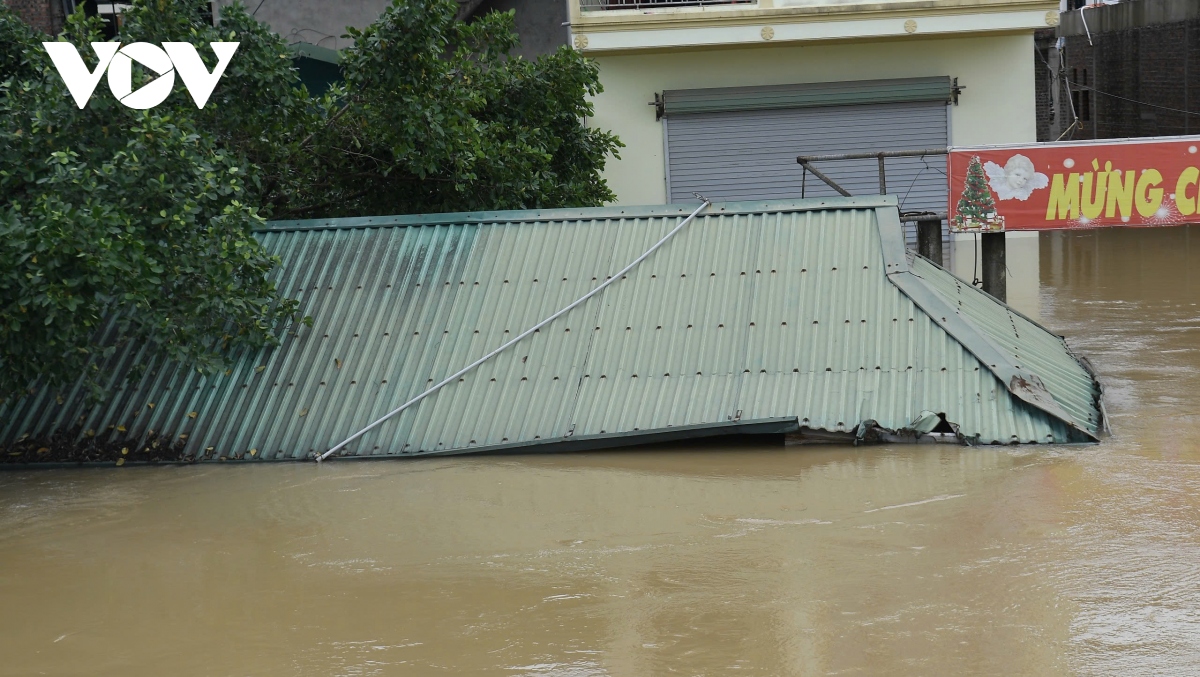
left=306, top=0, right=621, bottom=217
left=0, top=8, right=300, bottom=402
left=0, top=0, right=621, bottom=402
left=116, top=0, right=622, bottom=218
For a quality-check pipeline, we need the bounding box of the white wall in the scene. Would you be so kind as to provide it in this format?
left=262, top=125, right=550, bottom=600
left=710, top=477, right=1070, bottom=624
left=588, top=31, right=1041, bottom=315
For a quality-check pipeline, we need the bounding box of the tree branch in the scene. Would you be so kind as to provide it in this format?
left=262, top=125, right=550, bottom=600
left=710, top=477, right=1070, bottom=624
left=279, top=187, right=373, bottom=218
left=294, top=102, right=352, bottom=153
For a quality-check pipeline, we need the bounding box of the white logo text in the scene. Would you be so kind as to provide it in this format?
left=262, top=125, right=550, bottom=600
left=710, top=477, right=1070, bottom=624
left=42, top=42, right=239, bottom=109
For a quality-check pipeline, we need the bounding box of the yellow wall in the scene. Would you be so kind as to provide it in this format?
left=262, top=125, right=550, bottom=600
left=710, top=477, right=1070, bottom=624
left=589, top=32, right=1037, bottom=204
left=587, top=31, right=1041, bottom=315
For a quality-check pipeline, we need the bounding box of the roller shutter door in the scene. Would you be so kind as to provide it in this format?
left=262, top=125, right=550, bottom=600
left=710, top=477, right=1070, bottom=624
left=665, top=100, right=949, bottom=254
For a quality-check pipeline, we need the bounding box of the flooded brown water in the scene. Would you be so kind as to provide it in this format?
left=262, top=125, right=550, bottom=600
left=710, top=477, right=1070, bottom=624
left=3, top=228, right=1200, bottom=676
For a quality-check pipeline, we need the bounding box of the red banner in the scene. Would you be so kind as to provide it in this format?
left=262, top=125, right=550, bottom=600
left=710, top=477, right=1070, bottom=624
left=948, top=136, right=1200, bottom=232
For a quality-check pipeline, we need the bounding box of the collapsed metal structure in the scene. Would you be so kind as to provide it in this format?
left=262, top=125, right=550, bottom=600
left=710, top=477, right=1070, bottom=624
left=1, top=197, right=1105, bottom=463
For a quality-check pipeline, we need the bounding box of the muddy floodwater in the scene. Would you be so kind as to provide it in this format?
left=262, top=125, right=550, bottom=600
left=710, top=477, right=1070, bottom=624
left=3, top=228, right=1200, bottom=676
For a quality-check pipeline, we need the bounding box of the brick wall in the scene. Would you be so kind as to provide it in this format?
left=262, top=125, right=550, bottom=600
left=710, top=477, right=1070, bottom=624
left=1039, top=11, right=1200, bottom=141
left=4, top=0, right=63, bottom=34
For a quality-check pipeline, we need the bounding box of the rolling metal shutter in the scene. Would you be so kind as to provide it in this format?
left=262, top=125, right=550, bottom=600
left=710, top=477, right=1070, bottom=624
left=664, top=87, right=950, bottom=254
left=661, top=77, right=954, bottom=115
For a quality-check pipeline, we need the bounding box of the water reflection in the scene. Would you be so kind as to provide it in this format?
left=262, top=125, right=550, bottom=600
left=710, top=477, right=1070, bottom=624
left=0, top=227, right=1198, bottom=676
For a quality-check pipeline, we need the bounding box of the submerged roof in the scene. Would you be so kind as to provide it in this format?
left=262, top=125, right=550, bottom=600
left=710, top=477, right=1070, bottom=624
left=0, top=197, right=1104, bottom=461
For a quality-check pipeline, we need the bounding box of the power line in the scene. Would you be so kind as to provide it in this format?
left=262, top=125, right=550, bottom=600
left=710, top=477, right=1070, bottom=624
left=1068, top=81, right=1200, bottom=118
left=1036, top=37, right=1195, bottom=118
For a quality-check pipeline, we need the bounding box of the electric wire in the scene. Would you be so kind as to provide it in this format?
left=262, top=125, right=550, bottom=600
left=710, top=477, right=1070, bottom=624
left=898, top=163, right=925, bottom=212
left=1069, top=81, right=1200, bottom=118
left=1034, top=41, right=1082, bottom=140
left=1036, top=31, right=1200, bottom=140
left=973, top=233, right=981, bottom=286
left=897, top=154, right=947, bottom=210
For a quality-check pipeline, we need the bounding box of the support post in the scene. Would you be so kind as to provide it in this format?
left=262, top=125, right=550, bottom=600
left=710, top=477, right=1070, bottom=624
left=981, top=232, right=1006, bottom=303
left=916, top=218, right=943, bottom=266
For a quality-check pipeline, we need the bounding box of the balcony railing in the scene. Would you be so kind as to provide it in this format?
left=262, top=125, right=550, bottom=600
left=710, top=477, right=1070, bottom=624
left=580, top=0, right=754, bottom=11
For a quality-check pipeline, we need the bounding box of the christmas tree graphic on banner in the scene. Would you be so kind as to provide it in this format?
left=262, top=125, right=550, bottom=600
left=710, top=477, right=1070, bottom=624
left=953, top=155, right=1005, bottom=233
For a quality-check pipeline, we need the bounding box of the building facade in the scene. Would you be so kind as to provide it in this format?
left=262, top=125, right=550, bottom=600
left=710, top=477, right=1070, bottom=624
left=4, top=0, right=65, bottom=33
left=571, top=0, right=1059, bottom=315
left=1041, top=0, right=1200, bottom=142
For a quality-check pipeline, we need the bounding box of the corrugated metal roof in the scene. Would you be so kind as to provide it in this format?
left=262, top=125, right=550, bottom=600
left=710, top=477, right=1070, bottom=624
left=905, top=253, right=1105, bottom=438
left=0, top=197, right=1103, bottom=462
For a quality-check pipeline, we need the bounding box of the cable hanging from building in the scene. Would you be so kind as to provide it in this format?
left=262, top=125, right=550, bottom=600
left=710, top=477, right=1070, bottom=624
left=1067, top=81, right=1200, bottom=118
left=1038, top=30, right=1200, bottom=143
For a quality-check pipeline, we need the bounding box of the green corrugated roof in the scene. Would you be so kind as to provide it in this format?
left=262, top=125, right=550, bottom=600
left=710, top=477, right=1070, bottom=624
left=662, top=77, right=953, bottom=117
left=0, top=197, right=1104, bottom=462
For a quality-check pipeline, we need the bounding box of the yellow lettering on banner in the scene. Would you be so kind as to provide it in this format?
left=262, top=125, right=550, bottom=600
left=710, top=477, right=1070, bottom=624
left=1046, top=173, right=1080, bottom=220
left=1176, top=167, right=1200, bottom=217
left=1106, top=169, right=1135, bottom=218
left=1081, top=160, right=1108, bottom=219
left=1136, top=169, right=1164, bottom=217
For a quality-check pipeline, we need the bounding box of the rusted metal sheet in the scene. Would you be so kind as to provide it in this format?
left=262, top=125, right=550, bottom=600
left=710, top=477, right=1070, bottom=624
left=0, top=197, right=1104, bottom=462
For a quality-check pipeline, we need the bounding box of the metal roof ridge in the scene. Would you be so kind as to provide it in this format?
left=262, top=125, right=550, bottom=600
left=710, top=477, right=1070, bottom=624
left=259, top=197, right=898, bottom=232
left=873, top=207, right=1099, bottom=442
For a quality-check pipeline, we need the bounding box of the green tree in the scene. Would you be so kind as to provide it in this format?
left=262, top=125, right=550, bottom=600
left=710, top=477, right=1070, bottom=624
left=114, top=0, right=333, bottom=216
left=954, top=155, right=996, bottom=228
left=112, top=0, right=622, bottom=218
left=296, top=0, right=622, bottom=217
left=0, top=8, right=301, bottom=402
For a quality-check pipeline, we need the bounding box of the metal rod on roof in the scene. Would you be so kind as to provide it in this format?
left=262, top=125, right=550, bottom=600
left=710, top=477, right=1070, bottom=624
left=796, top=160, right=852, bottom=197
left=796, top=148, right=949, bottom=163
left=315, top=198, right=713, bottom=462
left=899, top=211, right=948, bottom=222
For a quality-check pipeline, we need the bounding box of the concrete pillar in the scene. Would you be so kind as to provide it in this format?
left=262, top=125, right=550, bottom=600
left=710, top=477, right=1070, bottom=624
left=917, top=219, right=943, bottom=267
left=982, top=232, right=1007, bottom=302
